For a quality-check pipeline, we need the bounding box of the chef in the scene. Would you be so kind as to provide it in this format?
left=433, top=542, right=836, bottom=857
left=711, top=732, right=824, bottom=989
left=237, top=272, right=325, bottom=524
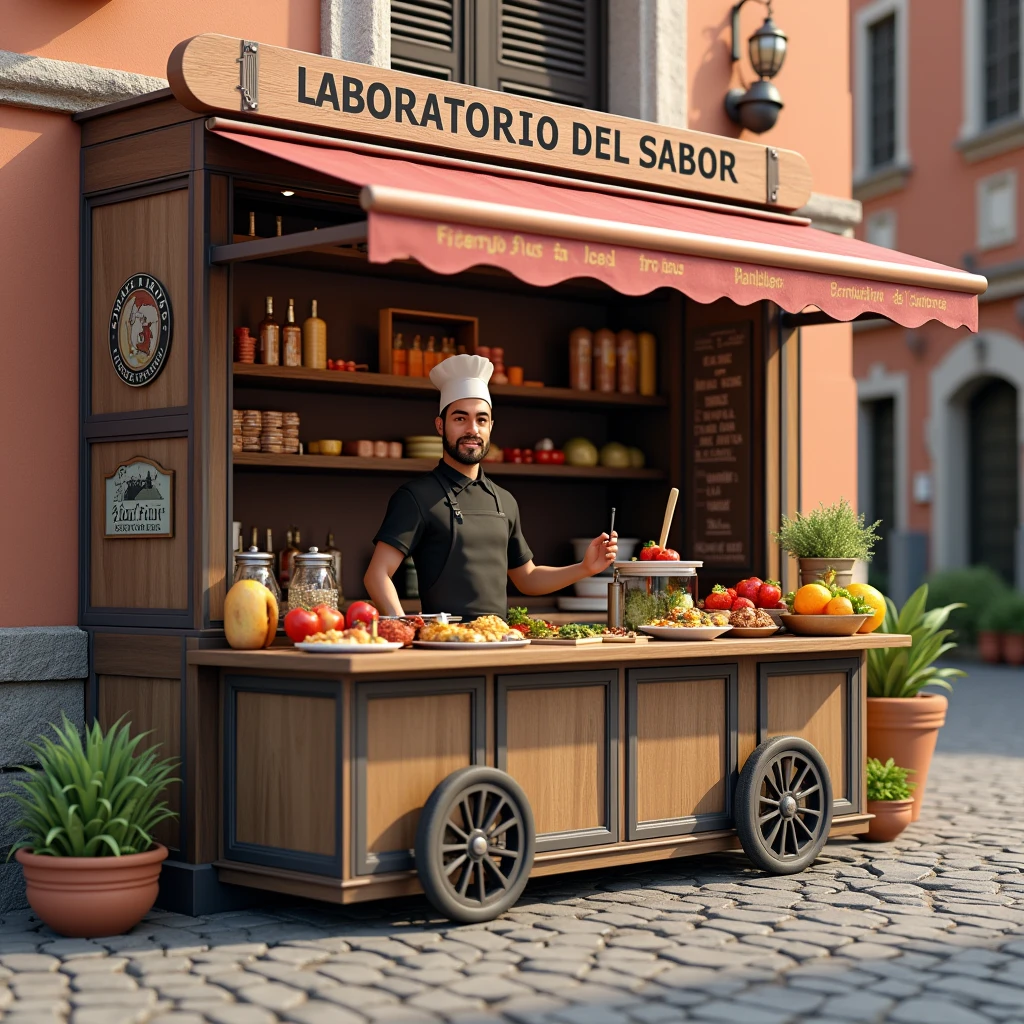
left=364, top=354, right=617, bottom=619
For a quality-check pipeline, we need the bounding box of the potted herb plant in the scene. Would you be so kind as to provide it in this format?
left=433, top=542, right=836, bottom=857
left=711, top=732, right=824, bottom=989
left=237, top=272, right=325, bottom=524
left=976, top=602, right=1005, bottom=664
left=865, top=757, right=915, bottom=842
left=866, top=584, right=964, bottom=822
left=5, top=716, right=178, bottom=938
left=774, top=498, right=881, bottom=588
left=999, top=594, right=1024, bottom=665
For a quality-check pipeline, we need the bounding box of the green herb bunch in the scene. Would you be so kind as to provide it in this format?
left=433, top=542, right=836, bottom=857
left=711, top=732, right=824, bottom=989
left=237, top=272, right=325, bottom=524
left=5, top=715, right=179, bottom=858
left=867, top=584, right=966, bottom=698
left=774, top=498, right=881, bottom=560
left=557, top=623, right=601, bottom=639
left=507, top=607, right=530, bottom=626
left=866, top=757, right=915, bottom=801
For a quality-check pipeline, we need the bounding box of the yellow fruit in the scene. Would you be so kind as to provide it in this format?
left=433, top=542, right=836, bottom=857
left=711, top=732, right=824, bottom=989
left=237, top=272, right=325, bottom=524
left=793, top=583, right=831, bottom=615
left=825, top=595, right=853, bottom=615
left=224, top=579, right=278, bottom=649
left=847, top=582, right=886, bottom=633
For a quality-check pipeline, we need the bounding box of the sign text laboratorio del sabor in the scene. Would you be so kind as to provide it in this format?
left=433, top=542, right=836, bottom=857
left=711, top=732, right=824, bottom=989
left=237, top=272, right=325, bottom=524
left=168, top=35, right=813, bottom=209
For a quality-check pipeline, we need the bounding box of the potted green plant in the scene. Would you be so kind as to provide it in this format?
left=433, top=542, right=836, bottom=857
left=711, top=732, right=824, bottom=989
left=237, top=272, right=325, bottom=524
left=998, top=593, right=1024, bottom=665
left=925, top=565, right=1009, bottom=646
left=5, top=715, right=178, bottom=938
left=976, top=603, right=1005, bottom=664
left=774, top=498, right=882, bottom=588
left=866, top=584, right=964, bottom=822
left=865, top=757, right=915, bottom=842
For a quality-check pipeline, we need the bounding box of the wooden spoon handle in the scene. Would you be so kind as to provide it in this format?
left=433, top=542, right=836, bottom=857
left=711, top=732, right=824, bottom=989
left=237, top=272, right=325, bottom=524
left=658, top=487, right=679, bottom=550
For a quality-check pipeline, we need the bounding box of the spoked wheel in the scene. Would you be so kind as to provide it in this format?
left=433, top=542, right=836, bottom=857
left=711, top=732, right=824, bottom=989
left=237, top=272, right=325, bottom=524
left=735, top=736, right=833, bottom=874
left=415, top=766, right=535, bottom=923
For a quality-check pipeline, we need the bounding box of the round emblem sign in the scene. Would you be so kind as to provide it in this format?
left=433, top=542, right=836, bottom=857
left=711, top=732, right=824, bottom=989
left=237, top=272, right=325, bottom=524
left=108, top=274, right=173, bottom=387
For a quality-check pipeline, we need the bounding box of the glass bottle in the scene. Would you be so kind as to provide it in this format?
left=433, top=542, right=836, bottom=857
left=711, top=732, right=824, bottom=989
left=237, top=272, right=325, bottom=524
left=281, top=527, right=300, bottom=591
left=282, top=298, right=302, bottom=366
left=277, top=528, right=293, bottom=587
left=638, top=332, right=657, bottom=396
left=248, top=211, right=256, bottom=237
left=324, top=530, right=344, bottom=605
left=392, top=332, right=407, bottom=376
left=616, top=330, right=638, bottom=394
left=275, top=215, right=283, bottom=236
left=593, top=328, right=616, bottom=393
left=408, top=334, right=424, bottom=377
left=258, top=297, right=280, bottom=366
left=302, top=299, right=327, bottom=369
left=250, top=525, right=258, bottom=549
left=424, top=335, right=439, bottom=372
left=233, top=546, right=282, bottom=605
left=265, top=528, right=275, bottom=575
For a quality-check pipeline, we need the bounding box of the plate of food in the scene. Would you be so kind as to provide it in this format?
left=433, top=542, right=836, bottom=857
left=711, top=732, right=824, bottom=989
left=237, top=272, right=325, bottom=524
left=728, top=606, right=781, bottom=638
left=781, top=614, right=870, bottom=637
left=640, top=624, right=732, bottom=641
left=600, top=627, right=650, bottom=643
left=297, top=628, right=403, bottom=653
left=412, top=614, right=529, bottom=647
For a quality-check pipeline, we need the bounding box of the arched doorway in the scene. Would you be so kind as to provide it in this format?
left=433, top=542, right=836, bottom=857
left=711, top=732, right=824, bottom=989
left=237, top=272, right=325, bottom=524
left=969, top=378, right=1019, bottom=582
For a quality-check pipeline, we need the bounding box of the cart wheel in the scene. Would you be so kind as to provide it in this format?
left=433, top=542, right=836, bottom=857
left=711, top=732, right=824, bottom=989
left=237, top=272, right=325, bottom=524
left=415, top=766, right=535, bottom=924
left=735, top=736, right=833, bottom=874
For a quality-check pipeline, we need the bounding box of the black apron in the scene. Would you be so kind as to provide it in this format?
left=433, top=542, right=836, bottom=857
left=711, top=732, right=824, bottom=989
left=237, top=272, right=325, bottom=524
left=418, top=467, right=510, bottom=620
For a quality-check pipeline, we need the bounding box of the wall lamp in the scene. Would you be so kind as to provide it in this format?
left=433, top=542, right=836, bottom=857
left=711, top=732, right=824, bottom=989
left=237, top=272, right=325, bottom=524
left=724, top=0, right=788, bottom=134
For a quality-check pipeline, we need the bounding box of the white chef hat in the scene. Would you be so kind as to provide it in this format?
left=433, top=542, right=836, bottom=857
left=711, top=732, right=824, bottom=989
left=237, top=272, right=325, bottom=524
left=429, top=353, right=493, bottom=413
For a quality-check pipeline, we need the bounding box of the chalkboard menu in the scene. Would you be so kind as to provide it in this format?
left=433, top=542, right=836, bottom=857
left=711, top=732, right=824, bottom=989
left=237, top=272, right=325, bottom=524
left=686, top=323, right=753, bottom=568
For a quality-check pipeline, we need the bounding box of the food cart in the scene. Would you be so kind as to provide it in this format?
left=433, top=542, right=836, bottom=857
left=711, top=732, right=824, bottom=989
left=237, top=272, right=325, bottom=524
left=77, top=35, right=980, bottom=919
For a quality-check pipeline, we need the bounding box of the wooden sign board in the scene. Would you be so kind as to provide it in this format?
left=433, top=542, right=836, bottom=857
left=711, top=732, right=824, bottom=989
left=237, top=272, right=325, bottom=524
left=168, top=34, right=813, bottom=210
left=104, top=456, right=174, bottom=538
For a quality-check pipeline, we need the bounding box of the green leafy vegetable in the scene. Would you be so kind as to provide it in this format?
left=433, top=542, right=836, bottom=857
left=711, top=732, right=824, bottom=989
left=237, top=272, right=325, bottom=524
left=557, top=623, right=601, bottom=639
left=507, top=607, right=530, bottom=626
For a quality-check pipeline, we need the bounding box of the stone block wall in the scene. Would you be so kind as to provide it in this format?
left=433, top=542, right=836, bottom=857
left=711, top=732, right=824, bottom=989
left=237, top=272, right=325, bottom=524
left=0, top=627, right=88, bottom=911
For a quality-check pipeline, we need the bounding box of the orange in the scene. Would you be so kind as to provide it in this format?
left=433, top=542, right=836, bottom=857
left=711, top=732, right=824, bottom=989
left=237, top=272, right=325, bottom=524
left=793, top=583, right=831, bottom=615
left=847, top=582, right=886, bottom=633
left=825, top=595, right=853, bottom=615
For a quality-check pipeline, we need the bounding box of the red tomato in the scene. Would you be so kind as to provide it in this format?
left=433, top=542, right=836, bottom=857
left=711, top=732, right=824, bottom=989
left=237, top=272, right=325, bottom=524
left=550, top=450, right=565, bottom=464
left=535, top=450, right=553, bottom=464
left=731, top=596, right=755, bottom=610
left=704, top=585, right=732, bottom=610
left=640, top=542, right=662, bottom=561
left=654, top=547, right=679, bottom=561
left=756, top=580, right=782, bottom=608
left=313, top=604, right=345, bottom=632
left=736, top=578, right=763, bottom=602
left=347, top=601, right=379, bottom=627
left=284, top=607, right=321, bottom=643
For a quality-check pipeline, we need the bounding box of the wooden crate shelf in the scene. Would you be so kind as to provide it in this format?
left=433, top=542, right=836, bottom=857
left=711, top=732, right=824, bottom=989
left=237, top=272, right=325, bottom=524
left=232, top=364, right=667, bottom=410
left=232, top=452, right=665, bottom=480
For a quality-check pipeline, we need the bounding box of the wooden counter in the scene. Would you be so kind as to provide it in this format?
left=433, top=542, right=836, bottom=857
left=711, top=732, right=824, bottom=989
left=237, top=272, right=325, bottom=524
left=185, top=632, right=908, bottom=908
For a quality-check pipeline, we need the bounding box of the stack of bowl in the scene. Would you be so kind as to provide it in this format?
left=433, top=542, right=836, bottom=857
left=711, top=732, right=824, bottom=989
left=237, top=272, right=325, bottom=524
left=405, top=435, right=443, bottom=461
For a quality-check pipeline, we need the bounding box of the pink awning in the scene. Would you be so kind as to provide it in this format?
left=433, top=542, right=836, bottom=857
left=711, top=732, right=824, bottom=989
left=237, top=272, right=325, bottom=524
left=213, top=127, right=986, bottom=331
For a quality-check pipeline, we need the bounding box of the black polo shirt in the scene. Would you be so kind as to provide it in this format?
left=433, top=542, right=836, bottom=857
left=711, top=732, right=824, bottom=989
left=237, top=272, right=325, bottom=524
left=374, top=461, right=533, bottom=592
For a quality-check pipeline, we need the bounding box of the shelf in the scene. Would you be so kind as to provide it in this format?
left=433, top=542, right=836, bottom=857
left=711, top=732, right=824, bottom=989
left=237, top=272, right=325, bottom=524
left=233, top=452, right=665, bottom=481
left=232, top=364, right=668, bottom=410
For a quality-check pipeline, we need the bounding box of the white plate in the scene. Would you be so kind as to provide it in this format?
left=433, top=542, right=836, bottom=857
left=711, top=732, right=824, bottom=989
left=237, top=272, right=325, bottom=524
left=639, top=625, right=733, bottom=641
left=557, top=596, right=608, bottom=611
left=296, top=641, right=404, bottom=653
left=412, top=639, right=531, bottom=649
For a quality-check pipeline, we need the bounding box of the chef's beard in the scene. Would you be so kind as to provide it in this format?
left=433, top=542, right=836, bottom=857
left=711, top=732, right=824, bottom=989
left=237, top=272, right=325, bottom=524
left=444, top=433, right=490, bottom=465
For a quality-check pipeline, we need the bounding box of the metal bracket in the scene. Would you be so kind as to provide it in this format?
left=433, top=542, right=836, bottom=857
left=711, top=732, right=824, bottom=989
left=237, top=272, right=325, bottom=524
left=237, top=40, right=259, bottom=112
left=766, top=147, right=779, bottom=204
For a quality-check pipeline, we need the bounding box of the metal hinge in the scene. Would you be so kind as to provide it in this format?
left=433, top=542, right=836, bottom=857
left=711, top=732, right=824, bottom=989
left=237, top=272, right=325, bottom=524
left=766, top=147, right=779, bottom=204
left=237, top=40, right=259, bottom=112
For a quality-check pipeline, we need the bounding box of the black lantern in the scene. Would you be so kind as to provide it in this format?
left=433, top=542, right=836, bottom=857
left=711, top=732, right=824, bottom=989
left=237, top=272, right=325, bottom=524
left=725, top=2, right=788, bottom=134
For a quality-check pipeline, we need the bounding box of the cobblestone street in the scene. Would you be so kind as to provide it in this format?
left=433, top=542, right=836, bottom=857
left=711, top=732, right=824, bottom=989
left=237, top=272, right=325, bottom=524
left=2, top=664, right=1023, bottom=1024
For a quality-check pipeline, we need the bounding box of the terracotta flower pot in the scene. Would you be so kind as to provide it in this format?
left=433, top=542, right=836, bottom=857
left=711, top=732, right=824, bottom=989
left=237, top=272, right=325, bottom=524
left=865, top=798, right=915, bottom=842
left=1002, top=633, right=1024, bottom=666
left=866, top=694, right=947, bottom=822
left=798, top=557, right=856, bottom=588
left=978, top=631, right=1003, bottom=663
left=16, top=844, right=167, bottom=938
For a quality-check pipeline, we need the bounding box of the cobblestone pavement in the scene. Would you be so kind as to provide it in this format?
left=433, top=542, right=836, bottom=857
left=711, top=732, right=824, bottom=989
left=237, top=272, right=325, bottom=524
left=2, top=664, right=1024, bottom=1024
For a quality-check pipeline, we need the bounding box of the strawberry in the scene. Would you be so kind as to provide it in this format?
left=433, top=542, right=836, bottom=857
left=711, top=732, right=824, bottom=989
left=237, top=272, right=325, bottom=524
left=640, top=541, right=662, bottom=561
left=654, top=547, right=680, bottom=561
left=704, top=584, right=733, bottom=610
left=731, top=596, right=755, bottom=610
left=756, top=580, right=782, bottom=608
left=735, top=578, right=763, bottom=602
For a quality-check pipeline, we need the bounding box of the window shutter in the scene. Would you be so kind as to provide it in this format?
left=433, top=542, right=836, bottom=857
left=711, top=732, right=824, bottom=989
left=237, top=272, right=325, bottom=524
left=984, top=0, right=1021, bottom=125
left=474, top=0, right=605, bottom=108
left=391, top=0, right=462, bottom=81
left=868, top=14, right=896, bottom=169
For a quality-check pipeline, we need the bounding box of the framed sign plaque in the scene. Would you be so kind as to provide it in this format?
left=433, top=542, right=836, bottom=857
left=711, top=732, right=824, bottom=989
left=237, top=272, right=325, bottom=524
left=104, top=457, right=175, bottom=538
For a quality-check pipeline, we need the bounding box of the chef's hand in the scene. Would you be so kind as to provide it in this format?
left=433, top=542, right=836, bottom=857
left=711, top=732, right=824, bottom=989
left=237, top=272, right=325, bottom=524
left=582, top=531, right=618, bottom=576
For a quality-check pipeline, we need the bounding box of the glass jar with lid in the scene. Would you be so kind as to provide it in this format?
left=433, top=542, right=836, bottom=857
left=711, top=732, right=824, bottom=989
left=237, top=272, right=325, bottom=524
left=610, top=561, right=702, bottom=631
left=288, top=546, right=339, bottom=611
left=232, top=546, right=282, bottom=605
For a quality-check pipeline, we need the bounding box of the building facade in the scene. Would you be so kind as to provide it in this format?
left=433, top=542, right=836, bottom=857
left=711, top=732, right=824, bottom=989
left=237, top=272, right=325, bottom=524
left=0, top=0, right=855, bottom=907
left=852, top=0, right=1024, bottom=597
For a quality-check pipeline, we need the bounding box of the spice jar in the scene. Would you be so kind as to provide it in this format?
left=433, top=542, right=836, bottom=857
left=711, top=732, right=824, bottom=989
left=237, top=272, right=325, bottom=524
left=593, top=328, right=616, bottom=392
left=288, top=546, right=339, bottom=611
left=232, top=546, right=283, bottom=607
left=638, top=332, right=657, bottom=396
left=613, top=561, right=700, bottom=632
left=616, top=330, right=638, bottom=394
left=569, top=327, right=592, bottom=390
